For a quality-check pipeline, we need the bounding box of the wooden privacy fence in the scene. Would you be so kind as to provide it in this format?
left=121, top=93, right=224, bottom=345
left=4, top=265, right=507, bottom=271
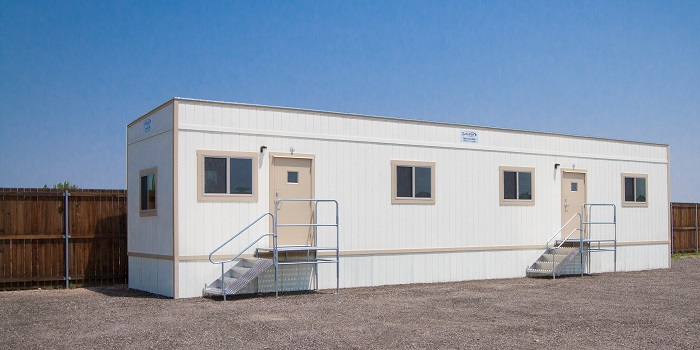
left=0, top=188, right=127, bottom=289
left=672, top=202, right=700, bottom=253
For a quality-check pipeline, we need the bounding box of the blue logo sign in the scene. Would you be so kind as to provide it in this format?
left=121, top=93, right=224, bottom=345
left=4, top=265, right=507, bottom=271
left=461, top=130, right=478, bottom=143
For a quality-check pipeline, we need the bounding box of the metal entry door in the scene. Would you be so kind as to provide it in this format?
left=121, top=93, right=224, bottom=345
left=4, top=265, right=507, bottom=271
left=271, top=156, right=314, bottom=246
left=561, top=171, right=586, bottom=240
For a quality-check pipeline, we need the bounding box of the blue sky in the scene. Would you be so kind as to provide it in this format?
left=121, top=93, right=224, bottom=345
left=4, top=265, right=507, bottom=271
left=1, top=0, right=698, bottom=202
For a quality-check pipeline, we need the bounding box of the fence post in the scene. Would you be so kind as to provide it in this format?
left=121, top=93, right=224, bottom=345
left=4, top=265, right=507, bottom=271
left=671, top=203, right=675, bottom=254
left=695, top=203, right=698, bottom=254
left=64, top=190, right=70, bottom=289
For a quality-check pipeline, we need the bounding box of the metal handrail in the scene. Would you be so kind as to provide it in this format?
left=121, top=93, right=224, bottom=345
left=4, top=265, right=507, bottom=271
left=581, top=203, right=617, bottom=276
left=208, top=212, right=274, bottom=264
left=275, top=198, right=340, bottom=295
left=536, top=204, right=617, bottom=279
left=208, top=212, right=275, bottom=301
left=547, top=215, right=582, bottom=279
left=208, top=199, right=340, bottom=299
left=555, top=227, right=582, bottom=250
left=546, top=213, right=582, bottom=249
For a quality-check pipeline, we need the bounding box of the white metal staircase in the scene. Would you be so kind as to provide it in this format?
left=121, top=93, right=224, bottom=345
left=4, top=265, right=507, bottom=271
left=204, top=199, right=339, bottom=301
left=526, top=247, right=581, bottom=278
left=204, top=258, right=273, bottom=296
left=527, top=203, right=617, bottom=279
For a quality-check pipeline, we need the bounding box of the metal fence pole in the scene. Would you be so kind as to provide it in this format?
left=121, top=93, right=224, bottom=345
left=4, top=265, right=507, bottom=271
left=695, top=203, right=698, bottom=253
left=64, top=190, right=70, bottom=289
left=671, top=203, right=675, bottom=254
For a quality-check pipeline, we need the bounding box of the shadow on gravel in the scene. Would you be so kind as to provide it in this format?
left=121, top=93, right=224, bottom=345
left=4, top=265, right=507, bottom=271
left=204, top=289, right=329, bottom=302
left=525, top=273, right=588, bottom=280
left=83, top=285, right=331, bottom=301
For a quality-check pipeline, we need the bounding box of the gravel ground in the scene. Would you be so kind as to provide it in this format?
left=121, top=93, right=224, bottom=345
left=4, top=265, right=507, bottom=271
left=2, top=258, right=699, bottom=349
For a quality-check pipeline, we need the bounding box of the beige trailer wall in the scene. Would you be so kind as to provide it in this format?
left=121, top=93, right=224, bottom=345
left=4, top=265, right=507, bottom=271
left=127, top=102, right=175, bottom=297
left=168, top=99, right=668, bottom=297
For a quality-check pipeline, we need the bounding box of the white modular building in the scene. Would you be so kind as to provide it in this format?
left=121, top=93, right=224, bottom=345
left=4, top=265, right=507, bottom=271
left=127, top=98, right=670, bottom=298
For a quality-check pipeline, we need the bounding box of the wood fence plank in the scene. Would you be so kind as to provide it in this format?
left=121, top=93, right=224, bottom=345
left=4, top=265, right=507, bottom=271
left=672, top=203, right=700, bottom=253
left=0, top=196, right=8, bottom=279
left=0, top=189, right=127, bottom=288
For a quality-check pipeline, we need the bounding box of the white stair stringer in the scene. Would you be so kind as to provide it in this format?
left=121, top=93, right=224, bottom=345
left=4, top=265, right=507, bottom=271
left=526, top=247, right=581, bottom=278
left=204, top=258, right=273, bottom=297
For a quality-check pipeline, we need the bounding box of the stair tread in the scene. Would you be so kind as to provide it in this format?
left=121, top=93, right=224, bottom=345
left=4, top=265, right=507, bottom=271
left=204, top=287, right=224, bottom=295
left=227, top=267, right=251, bottom=278
left=527, top=247, right=582, bottom=278
left=205, top=258, right=274, bottom=297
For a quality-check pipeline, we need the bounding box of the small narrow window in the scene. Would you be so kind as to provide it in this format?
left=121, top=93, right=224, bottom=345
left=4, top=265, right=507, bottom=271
left=571, top=183, right=578, bottom=192
left=287, top=171, right=299, bottom=184
left=622, top=174, right=648, bottom=207
left=391, top=161, right=435, bottom=204
left=500, top=166, right=535, bottom=206
left=198, top=151, right=258, bottom=202
left=139, top=168, right=157, bottom=216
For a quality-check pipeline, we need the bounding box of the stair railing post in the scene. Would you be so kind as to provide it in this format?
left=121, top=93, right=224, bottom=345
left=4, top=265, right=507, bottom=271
left=335, top=200, right=339, bottom=294
left=222, top=263, right=226, bottom=301
left=613, top=204, right=617, bottom=274
left=314, top=200, right=319, bottom=291
left=580, top=206, right=584, bottom=278
left=63, top=190, right=70, bottom=289
left=274, top=201, right=279, bottom=298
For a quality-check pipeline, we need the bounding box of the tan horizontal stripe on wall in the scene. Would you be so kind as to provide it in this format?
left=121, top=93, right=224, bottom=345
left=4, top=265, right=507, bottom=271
left=170, top=241, right=668, bottom=262
left=178, top=254, right=256, bottom=262
left=327, top=241, right=668, bottom=257
left=127, top=252, right=174, bottom=260
left=329, top=244, right=546, bottom=257
left=607, top=240, right=669, bottom=247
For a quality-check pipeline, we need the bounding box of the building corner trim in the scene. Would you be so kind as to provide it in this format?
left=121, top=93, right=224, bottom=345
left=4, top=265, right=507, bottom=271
left=172, top=100, right=180, bottom=298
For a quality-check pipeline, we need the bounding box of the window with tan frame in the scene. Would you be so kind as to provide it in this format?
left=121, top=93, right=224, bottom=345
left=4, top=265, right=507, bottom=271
left=621, top=173, right=648, bottom=207
left=499, top=166, right=535, bottom=206
left=391, top=160, right=435, bottom=205
left=197, top=150, right=258, bottom=202
left=139, top=168, right=157, bottom=217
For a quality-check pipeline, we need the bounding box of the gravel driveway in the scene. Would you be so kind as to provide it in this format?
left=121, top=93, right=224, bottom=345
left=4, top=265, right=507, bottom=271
left=2, top=257, right=699, bottom=349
